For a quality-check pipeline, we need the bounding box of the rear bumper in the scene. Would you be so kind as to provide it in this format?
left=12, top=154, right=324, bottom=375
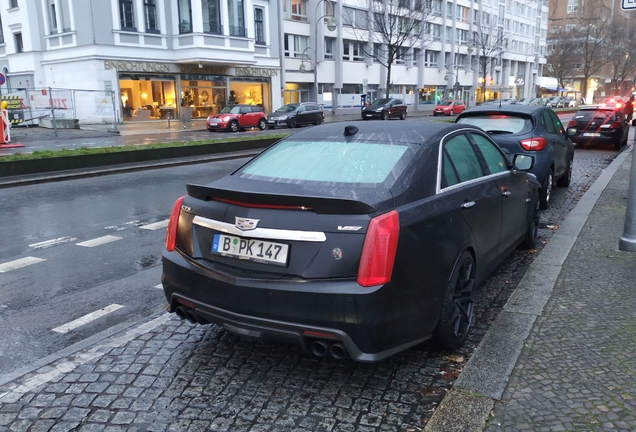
left=570, top=131, right=622, bottom=145
left=161, top=249, right=429, bottom=362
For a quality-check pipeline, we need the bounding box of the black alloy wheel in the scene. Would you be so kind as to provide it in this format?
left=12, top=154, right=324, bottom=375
left=257, top=118, right=267, bottom=130
left=433, top=250, right=476, bottom=350
left=229, top=120, right=239, bottom=132
left=540, top=170, right=553, bottom=210
left=382, top=111, right=389, bottom=120
left=400, top=110, right=407, bottom=120
left=556, top=156, right=573, bottom=187
left=521, top=195, right=541, bottom=249
left=314, top=115, right=322, bottom=125
left=288, top=118, right=297, bottom=128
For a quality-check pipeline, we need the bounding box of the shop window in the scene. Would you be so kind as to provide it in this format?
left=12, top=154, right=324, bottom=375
left=144, top=0, right=159, bottom=33
left=228, top=0, right=246, bottom=37
left=178, top=0, right=192, bottom=33
left=254, top=7, right=265, bottom=44
left=203, top=0, right=222, bottom=34
left=14, top=32, right=23, bottom=53
left=119, top=0, right=136, bottom=31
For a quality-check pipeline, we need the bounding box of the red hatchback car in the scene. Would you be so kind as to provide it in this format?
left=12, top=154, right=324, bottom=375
left=207, top=105, right=267, bottom=132
left=433, top=100, right=466, bottom=116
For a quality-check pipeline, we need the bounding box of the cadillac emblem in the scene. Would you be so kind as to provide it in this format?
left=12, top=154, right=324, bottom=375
left=235, top=217, right=260, bottom=231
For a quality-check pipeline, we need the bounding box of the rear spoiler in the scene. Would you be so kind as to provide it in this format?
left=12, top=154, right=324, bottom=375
left=186, top=184, right=377, bottom=215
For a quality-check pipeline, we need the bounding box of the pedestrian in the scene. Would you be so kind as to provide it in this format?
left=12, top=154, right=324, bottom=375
left=624, top=95, right=634, bottom=123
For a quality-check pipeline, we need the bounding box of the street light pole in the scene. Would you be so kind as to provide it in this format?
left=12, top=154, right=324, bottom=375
left=311, top=0, right=336, bottom=103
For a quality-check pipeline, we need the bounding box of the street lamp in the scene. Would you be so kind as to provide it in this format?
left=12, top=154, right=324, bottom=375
left=298, top=0, right=336, bottom=102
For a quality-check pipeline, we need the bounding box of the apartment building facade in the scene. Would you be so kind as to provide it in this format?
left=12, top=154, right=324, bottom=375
left=281, top=0, right=548, bottom=112
left=0, top=0, right=281, bottom=122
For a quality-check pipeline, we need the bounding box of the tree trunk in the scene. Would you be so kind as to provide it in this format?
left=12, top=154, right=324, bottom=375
left=385, top=65, right=392, bottom=98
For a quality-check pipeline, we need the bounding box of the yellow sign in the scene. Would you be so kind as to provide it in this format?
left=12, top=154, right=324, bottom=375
left=1, top=96, right=21, bottom=110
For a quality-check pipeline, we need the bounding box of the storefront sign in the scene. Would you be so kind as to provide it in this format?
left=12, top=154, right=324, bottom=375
left=104, top=60, right=172, bottom=73
left=234, top=67, right=278, bottom=77
left=179, top=64, right=227, bottom=75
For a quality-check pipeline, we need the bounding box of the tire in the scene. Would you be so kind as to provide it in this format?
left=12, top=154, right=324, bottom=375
left=257, top=118, right=267, bottom=131
left=288, top=118, right=297, bottom=129
left=556, top=156, right=573, bottom=187
left=229, top=120, right=239, bottom=132
left=400, top=111, right=407, bottom=120
left=382, top=111, right=389, bottom=120
left=314, top=116, right=322, bottom=125
left=520, top=195, right=541, bottom=249
left=540, top=170, right=553, bottom=210
left=433, top=250, right=476, bottom=350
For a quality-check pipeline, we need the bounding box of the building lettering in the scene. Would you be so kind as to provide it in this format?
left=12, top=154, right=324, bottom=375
left=234, top=67, right=278, bottom=77
left=179, top=64, right=227, bottom=75
left=104, top=61, right=171, bottom=72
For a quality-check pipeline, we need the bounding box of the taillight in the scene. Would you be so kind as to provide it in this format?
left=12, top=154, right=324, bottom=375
left=520, top=137, right=547, bottom=151
left=567, top=119, right=576, bottom=128
left=166, top=196, right=185, bottom=252
left=610, top=121, right=623, bottom=129
left=357, top=210, right=399, bottom=287
left=616, top=102, right=623, bottom=109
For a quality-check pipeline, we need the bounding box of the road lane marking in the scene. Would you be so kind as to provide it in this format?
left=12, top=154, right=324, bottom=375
left=76, top=235, right=122, bottom=247
left=105, top=221, right=141, bottom=231
left=29, top=237, right=78, bottom=249
left=0, top=314, right=171, bottom=403
left=140, top=220, right=169, bottom=230
left=55, top=144, right=76, bottom=147
left=0, top=257, right=46, bottom=273
left=154, top=283, right=163, bottom=289
left=52, top=304, right=124, bottom=334
left=29, top=146, right=44, bottom=149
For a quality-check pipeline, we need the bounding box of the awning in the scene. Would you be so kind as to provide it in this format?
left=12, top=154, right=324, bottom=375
left=539, top=77, right=559, bottom=91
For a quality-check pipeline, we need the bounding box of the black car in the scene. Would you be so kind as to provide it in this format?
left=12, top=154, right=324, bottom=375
left=161, top=121, right=541, bottom=362
left=566, top=106, right=630, bottom=150
left=456, top=105, right=575, bottom=209
left=361, top=98, right=408, bottom=120
left=266, top=103, right=324, bottom=129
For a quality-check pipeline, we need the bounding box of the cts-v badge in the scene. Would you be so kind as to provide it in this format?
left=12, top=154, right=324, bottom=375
left=235, top=217, right=260, bottom=231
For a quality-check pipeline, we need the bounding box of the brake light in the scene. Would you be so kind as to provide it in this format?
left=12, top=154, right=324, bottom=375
left=567, top=120, right=576, bottom=128
left=357, top=210, right=399, bottom=287
left=166, top=196, right=185, bottom=252
left=616, top=102, right=623, bottom=109
left=520, top=136, right=547, bottom=151
left=610, top=121, right=623, bottom=129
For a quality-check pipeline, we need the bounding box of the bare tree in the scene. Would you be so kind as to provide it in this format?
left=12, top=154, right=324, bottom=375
left=606, top=20, right=636, bottom=97
left=572, top=16, right=609, bottom=102
left=471, top=19, right=502, bottom=102
left=545, top=27, right=579, bottom=96
left=343, top=0, right=431, bottom=98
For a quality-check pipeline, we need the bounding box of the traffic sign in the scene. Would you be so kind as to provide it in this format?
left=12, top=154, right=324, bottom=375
left=0, top=74, right=5, bottom=86
left=622, top=0, right=636, bottom=10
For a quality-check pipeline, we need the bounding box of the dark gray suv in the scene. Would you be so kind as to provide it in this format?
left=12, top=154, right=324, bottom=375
left=266, top=103, right=324, bottom=129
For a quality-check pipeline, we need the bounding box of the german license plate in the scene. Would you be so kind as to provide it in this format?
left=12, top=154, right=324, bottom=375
left=212, top=234, right=288, bottom=265
left=365, top=114, right=372, bottom=117
left=583, top=132, right=601, bottom=137
left=268, top=120, right=275, bottom=123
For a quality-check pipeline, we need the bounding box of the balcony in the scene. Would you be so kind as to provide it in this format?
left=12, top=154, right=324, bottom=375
left=204, top=23, right=223, bottom=35
left=229, top=26, right=246, bottom=37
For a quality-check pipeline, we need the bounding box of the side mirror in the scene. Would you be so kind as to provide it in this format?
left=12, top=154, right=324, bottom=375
left=513, top=154, right=534, bottom=171
left=565, top=127, right=576, bottom=138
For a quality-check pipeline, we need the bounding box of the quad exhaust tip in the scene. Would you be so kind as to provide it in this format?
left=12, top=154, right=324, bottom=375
left=310, top=340, right=347, bottom=360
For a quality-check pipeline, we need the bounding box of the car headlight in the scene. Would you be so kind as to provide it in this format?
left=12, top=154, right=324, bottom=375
left=376, top=108, right=383, bottom=112
left=278, top=116, right=288, bottom=120
left=222, top=116, right=231, bottom=121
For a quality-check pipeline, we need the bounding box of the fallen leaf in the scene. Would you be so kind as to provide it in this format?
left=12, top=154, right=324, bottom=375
left=446, top=354, right=465, bottom=363
left=421, top=385, right=443, bottom=397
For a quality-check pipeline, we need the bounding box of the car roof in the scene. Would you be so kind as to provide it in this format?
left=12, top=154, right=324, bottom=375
left=284, top=120, right=485, bottom=148
left=577, top=106, right=616, bottom=111
left=458, top=104, right=545, bottom=116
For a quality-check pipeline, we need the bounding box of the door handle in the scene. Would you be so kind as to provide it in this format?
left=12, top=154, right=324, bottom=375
left=460, top=201, right=476, bottom=208
left=501, top=191, right=512, bottom=197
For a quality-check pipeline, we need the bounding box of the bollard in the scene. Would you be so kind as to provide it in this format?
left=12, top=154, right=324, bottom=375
left=167, top=111, right=171, bottom=129
left=619, top=145, right=636, bottom=252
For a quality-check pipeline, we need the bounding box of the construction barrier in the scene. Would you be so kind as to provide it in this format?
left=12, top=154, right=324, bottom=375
left=0, top=103, right=9, bottom=144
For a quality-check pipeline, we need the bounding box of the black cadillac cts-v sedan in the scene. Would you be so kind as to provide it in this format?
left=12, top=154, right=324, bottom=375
left=161, top=121, right=541, bottom=362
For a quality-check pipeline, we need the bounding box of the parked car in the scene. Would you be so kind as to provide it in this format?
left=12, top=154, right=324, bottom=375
left=206, top=105, right=267, bottom=132
left=566, top=106, right=630, bottom=150
left=266, top=103, right=324, bottom=129
left=547, top=96, right=563, bottom=108
left=562, top=97, right=576, bottom=108
left=480, top=98, right=517, bottom=105
left=361, top=98, right=408, bottom=120
left=161, top=121, right=541, bottom=362
left=456, top=105, right=575, bottom=209
left=433, top=99, right=466, bottom=116
left=516, top=98, right=532, bottom=105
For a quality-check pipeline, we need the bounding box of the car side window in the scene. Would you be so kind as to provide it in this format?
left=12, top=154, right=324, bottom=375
left=547, top=111, right=565, bottom=135
left=298, top=105, right=306, bottom=112
left=541, top=111, right=556, bottom=134
left=240, top=106, right=250, bottom=114
left=442, top=134, right=484, bottom=187
left=395, top=99, right=403, bottom=105
left=470, top=133, right=508, bottom=175
left=251, top=106, right=262, bottom=113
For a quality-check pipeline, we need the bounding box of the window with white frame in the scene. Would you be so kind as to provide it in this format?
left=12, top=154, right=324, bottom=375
left=458, top=5, right=468, bottom=22
left=425, top=50, right=438, bottom=66
left=228, top=0, right=246, bottom=37
left=566, top=24, right=575, bottom=31
left=203, top=0, right=221, bottom=34
left=177, top=0, right=192, bottom=33
left=427, top=22, right=441, bottom=40
left=0, top=15, right=4, bottom=43
left=47, top=0, right=58, bottom=34
left=352, top=42, right=364, bottom=61
left=446, top=1, right=453, bottom=19
left=567, top=0, right=577, bottom=13
left=498, top=5, right=504, bottom=24
left=427, top=0, right=441, bottom=15
left=325, top=37, right=335, bottom=59
left=119, top=0, right=136, bottom=31
left=284, top=34, right=308, bottom=57
left=373, top=43, right=383, bottom=62
left=457, top=28, right=468, bottom=43
left=145, top=0, right=159, bottom=33
left=395, top=47, right=408, bottom=64
left=536, top=17, right=540, bottom=33
left=482, top=11, right=490, bottom=26
left=284, top=0, right=307, bottom=22
left=9, top=0, right=17, bottom=8
left=505, top=18, right=510, bottom=30
left=254, top=7, right=265, bottom=44
left=343, top=39, right=350, bottom=60
left=343, top=7, right=368, bottom=29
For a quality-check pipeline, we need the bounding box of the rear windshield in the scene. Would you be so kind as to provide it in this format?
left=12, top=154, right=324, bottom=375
left=238, top=140, right=416, bottom=186
left=574, top=110, right=614, bottom=121
left=457, top=114, right=533, bottom=135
